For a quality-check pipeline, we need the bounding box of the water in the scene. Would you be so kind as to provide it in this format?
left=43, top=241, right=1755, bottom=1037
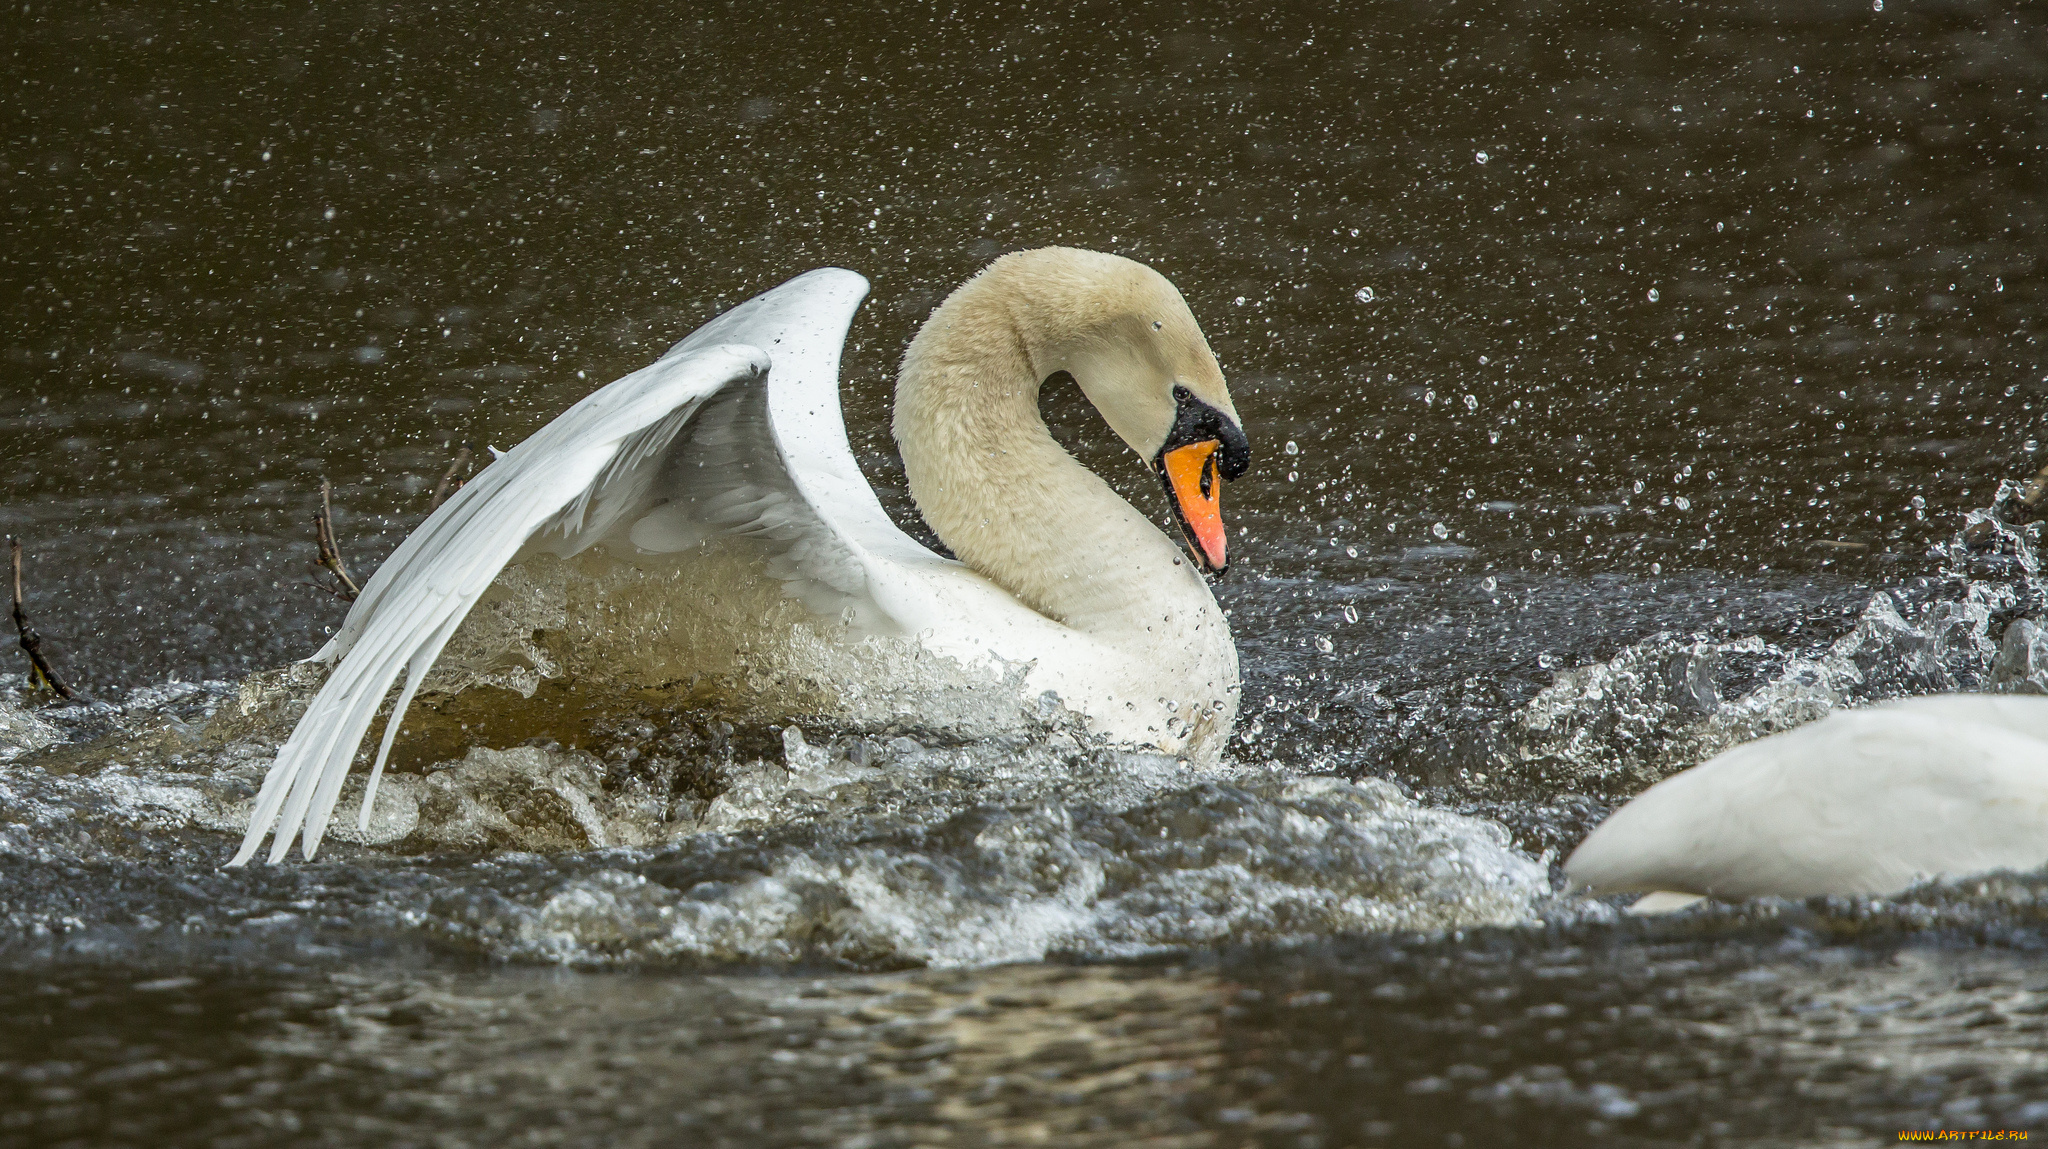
left=6, top=0, right=2048, bottom=1143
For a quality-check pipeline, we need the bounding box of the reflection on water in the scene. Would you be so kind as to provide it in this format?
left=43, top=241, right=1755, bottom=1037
left=10, top=933, right=2048, bottom=1147
left=5, top=0, right=2048, bottom=1143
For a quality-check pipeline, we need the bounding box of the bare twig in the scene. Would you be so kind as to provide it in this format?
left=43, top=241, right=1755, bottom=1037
left=429, top=446, right=472, bottom=511
left=8, top=537, right=75, bottom=699
left=311, top=477, right=361, bottom=602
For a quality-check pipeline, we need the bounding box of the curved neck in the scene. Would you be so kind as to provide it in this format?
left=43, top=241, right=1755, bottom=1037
left=892, top=294, right=1198, bottom=634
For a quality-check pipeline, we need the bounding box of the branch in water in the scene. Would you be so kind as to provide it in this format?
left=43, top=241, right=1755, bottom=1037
left=430, top=446, right=472, bottom=511
left=311, top=477, right=361, bottom=602
left=8, top=537, right=75, bottom=700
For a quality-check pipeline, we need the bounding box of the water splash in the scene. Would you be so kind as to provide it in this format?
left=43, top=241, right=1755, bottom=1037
left=1411, top=489, right=2043, bottom=798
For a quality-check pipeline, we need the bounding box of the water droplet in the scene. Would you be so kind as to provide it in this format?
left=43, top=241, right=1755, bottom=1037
left=1475, top=151, right=1489, bottom=164
left=1342, top=604, right=1359, bottom=623
left=1481, top=575, right=1498, bottom=592
left=1234, top=295, right=1247, bottom=306
left=322, top=206, right=336, bottom=220
left=1287, top=471, right=1299, bottom=482
left=1910, top=495, right=1927, bottom=509
left=1354, top=286, right=1375, bottom=303
left=1315, top=635, right=1335, bottom=653
left=1432, top=522, right=1449, bottom=539
left=1646, top=288, right=1660, bottom=302
left=1285, top=440, right=1300, bottom=455
left=1873, top=0, right=1882, bottom=9
left=1651, top=562, right=1662, bottom=575
left=1424, top=389, right=1436, bottom=405
left=1345, top=545, right=1358, bottom=558
left=1674, top=496, right=1691, bottom=511
left=1477, top=355, right=1489, bottom=365
left=2027, top=439, right=2040, bottom=452
left=1464, top=394, right=1478, bottom=411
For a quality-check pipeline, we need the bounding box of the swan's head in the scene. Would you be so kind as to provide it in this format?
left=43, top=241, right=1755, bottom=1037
left=982, top=247, right=1250, bottom=573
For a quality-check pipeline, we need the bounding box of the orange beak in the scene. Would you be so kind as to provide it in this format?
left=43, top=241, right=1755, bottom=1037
left=1161, top=438, right=1228, bottom=573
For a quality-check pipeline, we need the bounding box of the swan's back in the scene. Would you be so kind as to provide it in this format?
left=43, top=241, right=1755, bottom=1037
left=1565, top=696, right=2048, bottom=901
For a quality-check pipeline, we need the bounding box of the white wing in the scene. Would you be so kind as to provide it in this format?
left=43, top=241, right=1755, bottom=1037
left=233, top=267, right=888, bottom=864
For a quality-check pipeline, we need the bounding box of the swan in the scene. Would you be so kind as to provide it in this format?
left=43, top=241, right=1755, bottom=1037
left=230, top=247, right=1251, bottom=864
left=1564, top=693, right=2048, bottom=911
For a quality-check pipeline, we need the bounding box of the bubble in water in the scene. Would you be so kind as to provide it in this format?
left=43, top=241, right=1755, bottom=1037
left=1475, top=151, right=1489, bottom=164
left=1674, top=496, right=1691, bottom=511
left=1285, top=440, right=1300, bottom=455
left=1315, top=635, right=1335, bottom=653
left=1432, top=522, right=1449, bottom=539
left=1354, top=286, right=1375, bottom=303
left=1464, top=394, right=1478, bottom=411
left=1910, top=495, right=1927, bottom=509
left=1342, top=604, right=1359, bottom=623
left=1481, top=575, right=1498, bottom=592
left=1234, top=295, right=1247, bottom=306
left=1647, top=288, right=1661, bottom=302
left=1344, top=545, right=1358, bottom=558
left=1651, top=562, right=1662, bottom=575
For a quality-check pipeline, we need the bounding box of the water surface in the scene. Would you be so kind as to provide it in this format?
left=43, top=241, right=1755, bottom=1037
left=5, top=0, right=2048, bottom=1144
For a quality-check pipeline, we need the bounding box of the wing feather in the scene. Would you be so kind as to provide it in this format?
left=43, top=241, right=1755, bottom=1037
left=229, top=342, right=769, bottom=864
left=234, top=265, right=922, bottom=865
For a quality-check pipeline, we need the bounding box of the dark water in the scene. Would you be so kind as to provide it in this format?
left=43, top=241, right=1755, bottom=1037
left=5, top=0, right=2048, bottom=1144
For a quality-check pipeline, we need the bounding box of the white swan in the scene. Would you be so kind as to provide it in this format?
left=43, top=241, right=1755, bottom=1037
left=1565, top=694, right=2048, bottom=911
left=231, top=248, right=1251, bottom=864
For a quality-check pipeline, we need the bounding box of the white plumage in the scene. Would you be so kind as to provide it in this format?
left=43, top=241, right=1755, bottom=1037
left=235, top=252, right=1248, bottom=864
left=1565, top=694, right=2048, bottom=909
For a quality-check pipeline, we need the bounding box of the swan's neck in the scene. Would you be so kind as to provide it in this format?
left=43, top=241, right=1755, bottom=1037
left=893, top=302, right=1205, bottom=636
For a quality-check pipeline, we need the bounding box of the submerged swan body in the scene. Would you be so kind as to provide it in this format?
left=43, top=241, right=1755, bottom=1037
left=1565, top=694, right=2048, bottom=911
left=234, top=248, right=1250, bottom=864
